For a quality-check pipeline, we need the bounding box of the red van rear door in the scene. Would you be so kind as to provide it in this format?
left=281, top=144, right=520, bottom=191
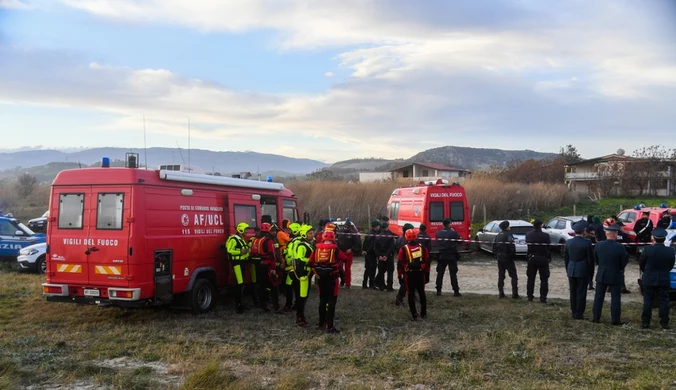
left=50, top=188, right=92, bottom=285
left=86, top=187, right=132, bottom=288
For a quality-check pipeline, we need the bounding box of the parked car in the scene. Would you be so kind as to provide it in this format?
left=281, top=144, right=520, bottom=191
left=0, top=216, right=47, bottom=260
left=541, top=216, right=586, bottom=255
left=27, top=211, right=49, bottom=233
left=475, top=220, right=533, bottom=256
left=17, top=242, right=47, bottom=274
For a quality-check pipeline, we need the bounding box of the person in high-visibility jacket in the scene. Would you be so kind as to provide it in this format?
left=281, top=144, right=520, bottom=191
left=310, top=230, right=347, bottom=333
left=397, top=228, right=430, bottom=321
left=293, top=224, right=314, bottom=325
left=282, top=222, right=301, bottom=311
left=249, top=223, right=282, bottom=312
left=227, top=222, right=252, bottom=313
left=276, top=220, right=292, bottom=305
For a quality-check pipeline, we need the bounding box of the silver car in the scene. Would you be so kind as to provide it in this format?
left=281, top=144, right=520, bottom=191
left=541, top=216, right=586, bottom=255
left=475, top=220, right=533, bottom=256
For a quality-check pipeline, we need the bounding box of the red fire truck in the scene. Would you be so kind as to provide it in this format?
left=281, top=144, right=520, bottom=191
left=42, top=157, right=301, bottom=313
left=386, top=180, right=471, bottom=252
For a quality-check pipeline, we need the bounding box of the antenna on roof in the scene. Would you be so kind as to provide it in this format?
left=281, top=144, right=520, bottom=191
left=143, top=115, right=148, bottom=169
left=175, top=140, right=186, bottom=165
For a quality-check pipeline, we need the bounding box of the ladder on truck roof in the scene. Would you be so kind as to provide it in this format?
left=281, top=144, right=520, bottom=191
left=158, top=170, right=284, bottom=191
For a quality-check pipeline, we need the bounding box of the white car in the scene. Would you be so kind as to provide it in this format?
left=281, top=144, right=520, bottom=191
left=17, top=242, right=47, bottom=274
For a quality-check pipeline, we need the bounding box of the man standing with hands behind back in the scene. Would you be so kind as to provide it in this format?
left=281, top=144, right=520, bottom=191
left=564, top=221, right=594, bottom=320
left=591, top=224, right=629, bottom=325
left=639, top=228, right=675, bottom=329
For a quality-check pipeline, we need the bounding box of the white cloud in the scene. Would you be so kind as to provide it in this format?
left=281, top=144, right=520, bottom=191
left=2, top=0, right=676, bottom=160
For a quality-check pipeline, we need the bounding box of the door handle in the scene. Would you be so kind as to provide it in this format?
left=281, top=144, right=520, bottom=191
left=85, top=247, right=100, bottom=255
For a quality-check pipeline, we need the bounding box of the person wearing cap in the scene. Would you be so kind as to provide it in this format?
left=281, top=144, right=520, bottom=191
left=525, top=219, right=551, bottom=303
left=374, top=221, right=397, bottom=292
left=639, top=228, right=675, bottom=329
left=633, top=211, right=654, bottom=251
left=591, top=224, right=629, bottom=325
left=436, top=218, right=462, bottom=297
left=583, top=225, right=598, bottom=291
left=361, top=220, right=381, bottom=289
left=492, top=220, right=519, bottom=299
left=657, top=210, right=671, bottom=229
left=564, top=220, right=594, bottom=320
left=417, top=224, right=432, bottom=255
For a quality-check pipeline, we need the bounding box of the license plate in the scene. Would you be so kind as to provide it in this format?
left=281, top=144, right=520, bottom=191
left=83, top=288, right=100, bottom=297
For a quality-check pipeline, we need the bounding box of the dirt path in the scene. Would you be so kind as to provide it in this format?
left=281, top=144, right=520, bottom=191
left=347, top=252, right=644, bottom=303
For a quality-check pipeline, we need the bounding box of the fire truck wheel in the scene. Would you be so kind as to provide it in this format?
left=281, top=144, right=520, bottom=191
left=190, top=278, right=216, bottom=314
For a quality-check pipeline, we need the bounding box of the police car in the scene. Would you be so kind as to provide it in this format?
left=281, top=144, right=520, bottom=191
left=0, top=216, right=46, bottom=260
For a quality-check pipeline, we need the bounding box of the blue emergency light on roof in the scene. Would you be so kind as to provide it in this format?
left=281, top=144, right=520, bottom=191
left=634, top=205, right=641, bottom=210
left=101, top=157, right=110, bottom=168
left=267, top=176, right=273, bottom=182
left=660, top=203, right=667, bottom=208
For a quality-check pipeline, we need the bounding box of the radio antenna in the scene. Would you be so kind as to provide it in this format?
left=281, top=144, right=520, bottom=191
left=188, top=118, right=191, bottom=173
left=143, top=115, right=148, bottom=169
left=175, top=140, right=186, bottom=165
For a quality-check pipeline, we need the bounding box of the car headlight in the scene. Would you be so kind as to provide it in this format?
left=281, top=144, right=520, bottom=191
left=19, top=248, right=39, bottom=256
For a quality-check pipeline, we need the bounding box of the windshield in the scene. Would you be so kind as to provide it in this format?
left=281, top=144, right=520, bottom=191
left=18, top=222, right=36, bottom=236
left=510, top=226, right=533, bottom=236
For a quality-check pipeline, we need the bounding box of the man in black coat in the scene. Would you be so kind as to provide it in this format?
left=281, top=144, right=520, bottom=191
left=634, top=211, right=654, bottom=250
left=592, top=224, right=629, bottom=325
left=657, top=210, right=671, bottom=229
left=436, top=218, right=462, bottom=297
left=361, top=220, right=381, bottom=289
left=639, top=228, right=676, bottom=329
left=417, top=224, right=432, bottom=255
left=525, top=219, right=551, bottom=303
left=493, top=220, right=519, bottom=299
left=374, top=222, right=397, bottom=292
left=564, top=221, right=594, bottom=319
left=584, top=226, right=597, bottom=290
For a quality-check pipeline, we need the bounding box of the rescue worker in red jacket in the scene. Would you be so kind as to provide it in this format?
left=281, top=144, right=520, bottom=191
left=397, top=228, right=430, bottom=321
left=249, top=223, right=282, bottom=313
left=310, top=230, right=347, bottom=333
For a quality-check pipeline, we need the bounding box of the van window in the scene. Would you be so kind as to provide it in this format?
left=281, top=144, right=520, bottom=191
left=391, top=202, right=400, bottom=220
left=450, top=201, right=464, bottom=221
left=234, top=204, right=257, bottom=227
left=261, top=197, right=277, bottom=224
left=96, top=193, right=124, bottom=230
left=282, top=200, right=298, bottom=222
left=58, top=193, right=84, bottom=229
left=429, top=202, right=444, bottom=222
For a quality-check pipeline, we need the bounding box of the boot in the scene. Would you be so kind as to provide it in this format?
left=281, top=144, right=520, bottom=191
left=511, top=283, right=520, bottom=299
left=498, top=287, right=506, bottom=299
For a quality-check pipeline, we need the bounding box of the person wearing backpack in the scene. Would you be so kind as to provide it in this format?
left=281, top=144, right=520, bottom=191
left=249, top=223, right=282, bottom=313
left=293, top=224, right=314, bottom=326
left=310, top=230, right=347, bottom=333
left=397, top=229, right=430, bottom=321
left=282, top=222, right=301, bottom=312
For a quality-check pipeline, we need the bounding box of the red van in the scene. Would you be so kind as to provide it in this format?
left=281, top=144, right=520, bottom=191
left=617, top=205, right=674, bottom=241
left=386, top=180, right=471, bottom=252
left=42, top=158, right=300, bottom=313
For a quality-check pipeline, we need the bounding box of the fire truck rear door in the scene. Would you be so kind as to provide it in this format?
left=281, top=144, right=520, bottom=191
left=87, top=187, right=132, bottom=288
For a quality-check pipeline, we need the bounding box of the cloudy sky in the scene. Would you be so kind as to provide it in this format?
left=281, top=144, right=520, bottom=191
left=1, top=0, right=675, bottom=163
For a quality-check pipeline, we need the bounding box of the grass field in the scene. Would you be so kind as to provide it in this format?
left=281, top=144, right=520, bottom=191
left=2, top=266, right=676, bottom=390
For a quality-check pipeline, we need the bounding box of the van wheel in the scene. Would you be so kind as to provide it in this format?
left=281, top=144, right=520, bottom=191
left=190, top=278, right=215, bottom=314
left=36, top=256, right=47, bottom=275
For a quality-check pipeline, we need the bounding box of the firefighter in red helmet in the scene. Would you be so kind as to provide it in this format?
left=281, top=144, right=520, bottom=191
left=397, top=228, right=430, bottom=321
left=310, top=230, right=346, bottom=333
left=249, top=223, right=282, bottom=312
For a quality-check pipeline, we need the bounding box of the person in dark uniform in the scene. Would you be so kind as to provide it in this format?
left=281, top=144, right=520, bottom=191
left=417, top=224, right=432, bottom=256
left=634, top=211, right=654, bottom=254
left=591, top=217, right=605, bottom=242
left=592, top=224, right=629, bottom=325
left=436, top=218, right=462, bottom=297
left=361, top=220, right=381, bottom=289
left=525, top=219, right=551, bottom=303
left=639, top=228, right=676, bottom=329
left=584, top=225, right=597, bottom=290
left=657, top=210, right=671, bottom=229
left=564, top=221, right=593, bottom=319
left=374, top=222, right=397, bottom=292
left=493, top=220, right=519, bottom=299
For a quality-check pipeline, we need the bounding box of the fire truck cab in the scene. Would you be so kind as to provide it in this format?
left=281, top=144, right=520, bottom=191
left=42, top=158, right=300, bottom=313
left=386, top=180, right=471, bottom=253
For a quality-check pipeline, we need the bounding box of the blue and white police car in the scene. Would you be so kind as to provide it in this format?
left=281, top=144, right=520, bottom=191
left=0, top=216, right=46, bottom=260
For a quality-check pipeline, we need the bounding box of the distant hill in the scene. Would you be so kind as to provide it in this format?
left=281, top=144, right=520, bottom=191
left=404, top=146, right=557, bottom=170
left=329, top=158, right=399, bottom=171
left=0, top=147, right=329, bottom=177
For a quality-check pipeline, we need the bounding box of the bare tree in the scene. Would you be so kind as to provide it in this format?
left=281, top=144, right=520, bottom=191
left=594, top=162, right=621, bottom=198
left=16, top=173, right=38, bottom=198
left=629, top=146, right=670, bottom=196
